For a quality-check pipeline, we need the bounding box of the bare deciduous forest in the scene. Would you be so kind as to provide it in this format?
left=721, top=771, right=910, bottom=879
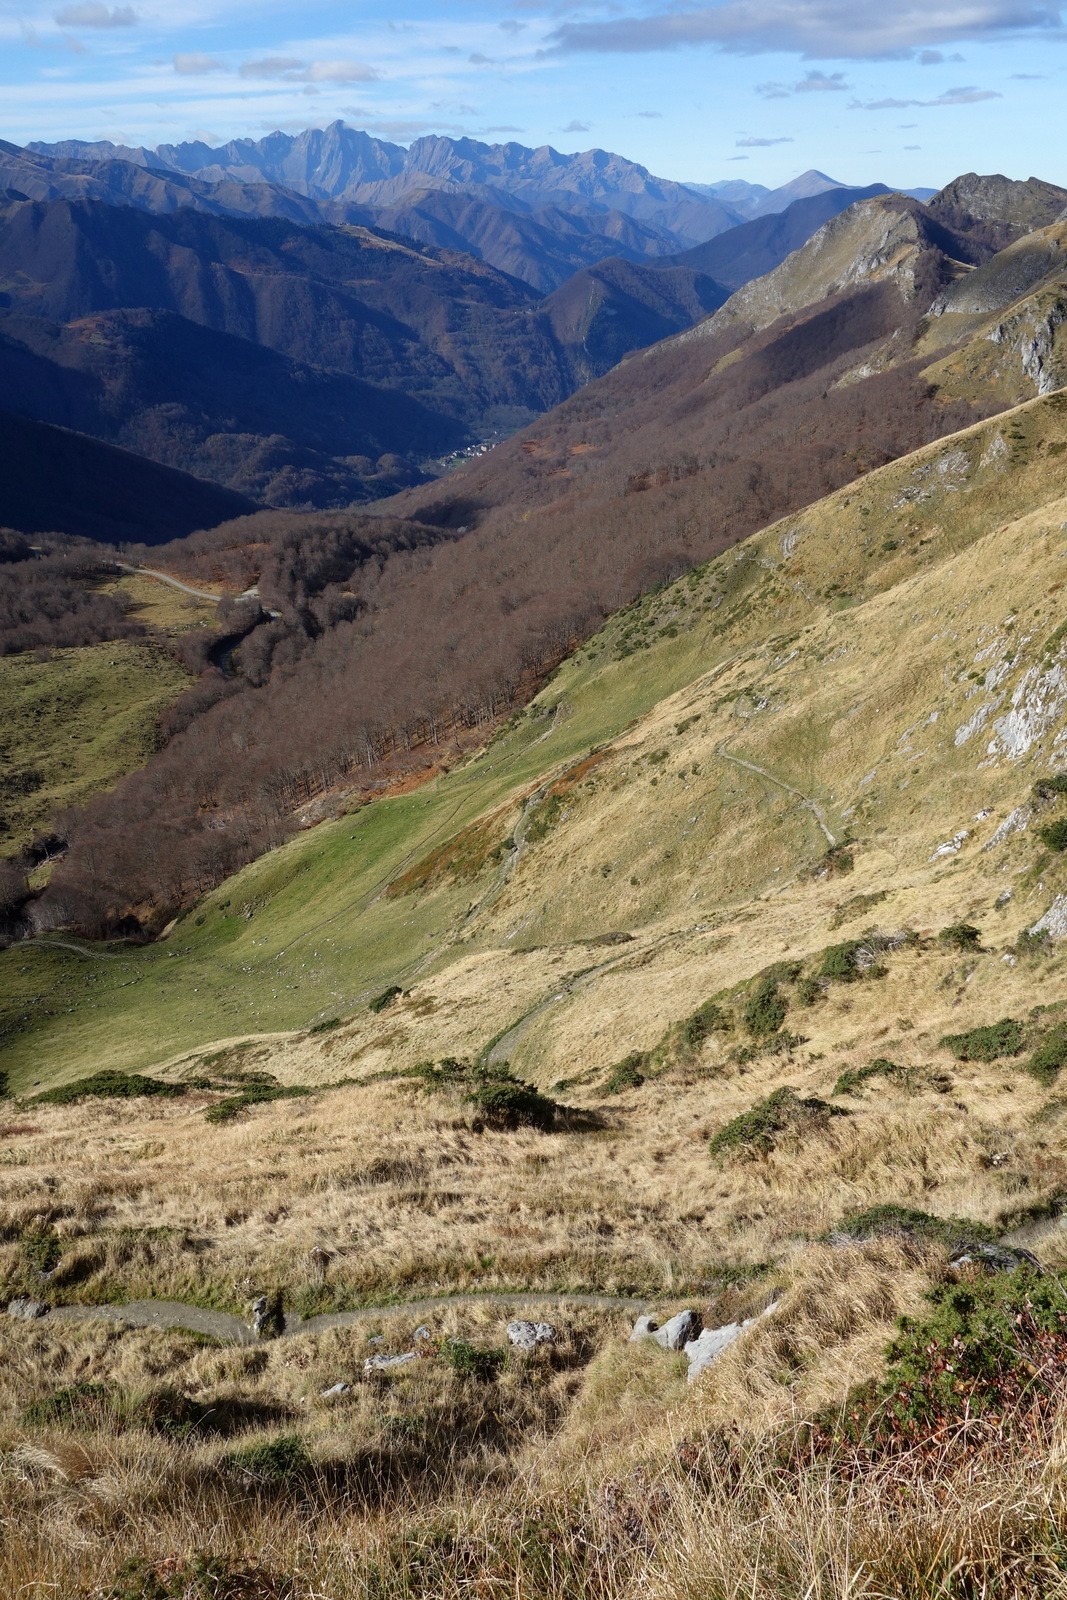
left=14, top=275, right=990, bottom=937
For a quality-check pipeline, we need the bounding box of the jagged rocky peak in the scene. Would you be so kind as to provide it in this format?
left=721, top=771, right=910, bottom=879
left=927, top=173, right=1067, bottom=240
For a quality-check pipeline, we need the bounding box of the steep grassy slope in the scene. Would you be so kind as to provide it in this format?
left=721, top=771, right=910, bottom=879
left=0, top=573, right=214, bottom=857
left=9, top=397, right=1067, bottom=1600
left=6, top=390, right=1067, bottom=1090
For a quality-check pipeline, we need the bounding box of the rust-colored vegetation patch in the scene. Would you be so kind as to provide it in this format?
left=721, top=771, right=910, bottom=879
left=385, top=807, right=514, bottom=899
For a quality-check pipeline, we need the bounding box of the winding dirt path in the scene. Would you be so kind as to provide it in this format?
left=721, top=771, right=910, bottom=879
left=116, top=564, right=223, bottom=604
left=716, top=743, right=837, bottom=846
left=47, top=1289, right=647, bottom=1346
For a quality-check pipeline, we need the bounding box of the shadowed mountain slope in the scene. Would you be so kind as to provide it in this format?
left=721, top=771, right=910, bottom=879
left=0, top=410, right=255, bottom=544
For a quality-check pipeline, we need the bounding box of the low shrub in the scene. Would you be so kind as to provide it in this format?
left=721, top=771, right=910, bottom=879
left=742, top=975, right=787, bottom=1038
left=1038, top=818, right=1067, bottom=852
left=817, top=941, right=864, bottom=983
left=466, top=1078, right=558, bottom=1131
left=1028, top=1022, right=1067, bottom=1085
left=795, top=975, right=823, bottom=1006
left=828, top=1204, right=999, bottom=1251
left=410, top=1058, right=561, bottom=1131
left=22, top=1224, right=61, bottom=1274
left=833, top=1057, right=907, bottom=1097
left=709, top=1087, right=843, bottom=1161
left=827, top=1269, right=1067, bottom=1461
left=307, top=1016, right=341, bottom=1035
left=603, top=1052, right=648, bottom=1094
left=224, top=1433, right=312, bottom=1489
left=679, top=1000, right=730, bottom=1054
left=102, top=1555, right=293, bottom=1599
left=205, top=1085, right=311, bottom=1124
left=940, top=1018, right=1024, bottom=1062
left=440, top=1337, right=506, bottom=1380
left=1032, top=774, right=1067, bottom=801
left=1016, top=926, right=1052, bottom=959
left=938, top=921, right=982, bottom=951
left=31, top=1071, right=185, bottom=1107
left=368, top=986, right=402, bottom=1014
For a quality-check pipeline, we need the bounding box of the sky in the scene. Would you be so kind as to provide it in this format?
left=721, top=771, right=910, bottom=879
left=1, top=0, right=1064, bottom=191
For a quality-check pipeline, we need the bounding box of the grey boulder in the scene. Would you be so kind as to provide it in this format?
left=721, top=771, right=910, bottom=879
left=7, top=1297, right=50, bottom=1321
left=363, top=1350, right=418, bottom=1373
left=506, top=1320, right=557, bottom=1351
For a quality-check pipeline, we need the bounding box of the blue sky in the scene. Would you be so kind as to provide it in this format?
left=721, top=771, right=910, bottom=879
left=1, top=0, right=1064, bottom=190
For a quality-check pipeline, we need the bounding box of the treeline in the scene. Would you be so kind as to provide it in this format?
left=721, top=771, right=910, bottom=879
left=0, top=532, right=142, bottom=655
left=27, top=281, right=989, bottom=936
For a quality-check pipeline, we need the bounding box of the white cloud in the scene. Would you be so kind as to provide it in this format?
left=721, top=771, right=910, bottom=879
left=173, top=52, right=226, bottom=74
left=54, top=2, right=137, bottom=25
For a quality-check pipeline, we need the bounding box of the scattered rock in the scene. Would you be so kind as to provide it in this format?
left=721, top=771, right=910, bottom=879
left=929, top=830, right=970, bottom=861
left=6, top=1297, right=49, bottom=1320
left=983, top=807, right=1031, bottom=851
left=630, top=1310, right=700, bottom=1352
left=320, top=1381, right=351, bottom=1399
left=248, top=1296, right=271, bottom=1339
left=506, top=1319, right=557, bottom=1351
left=949, top=1241, right=1043, bottom=1274
left=308, top=1246, right=331, bottom=1281
left=363, top=1350, right=418, bottom=1373
left=413, top=1325, right=432, bottom=1342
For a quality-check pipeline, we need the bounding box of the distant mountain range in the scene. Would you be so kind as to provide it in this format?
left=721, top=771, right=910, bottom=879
left=0, top=123, right=947, bottom=534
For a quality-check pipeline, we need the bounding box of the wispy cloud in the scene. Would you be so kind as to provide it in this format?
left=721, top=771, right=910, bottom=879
left=544, top=2, right=1064, bottom=61
left=851, top=83, right=1003, bottom=107
left=239, top=55, right=380, bottom=82
left=736, top=133, right=794, bottom=145
left=756, top=69, right=848, bottom=97
left=560, top=117, right=590, bottom=131
left=54, top=2, right=137, bottom=25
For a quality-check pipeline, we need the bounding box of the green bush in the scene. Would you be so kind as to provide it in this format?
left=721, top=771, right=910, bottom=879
left=817, top=941, right=864, bottom=983
left=1038, top=818, right=1067, bottom=852
left=832, top=1058, right=905, bottom=1097
left=680, top=1000, right=730, bottom=1054
left=440, top=1337, right=506, bottom=1380
left=1016, top=926, right=1052, bottom=959
left=742, top=975, right=787, bottom=1038
left=938, top=921, right=982, bottom=951
left=709, top=1087, right=843, bottom=1161
left=603, top=1052, right=648, bottom=1094
left=0, top=1068, right=9, bottom=1099
left=828, top=1204, right=999, bottom=1251
left=1032, top=774, right=1067, bottom=801
left=368, top=986, right=402, bottom=1014
left=940, top=1018, right=1024, bottom=1062
left=31, top=1071, right=186, bottom=1107
left=22, top=1225, right=61, bottom=1275
left=796, top=976, right=824, bottom=1006
left=205, top=1085, right=311, bottom=1124
left=224, top=1433, right=312, bottom=1488
left=307, top=1016, right=341, bottom=1035
left=1028, top=1022, right=1067, bottom=1085
left=829, top=1269, right=1067, bottom=1457
left=465, top=1078, right=558, bottom=1131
